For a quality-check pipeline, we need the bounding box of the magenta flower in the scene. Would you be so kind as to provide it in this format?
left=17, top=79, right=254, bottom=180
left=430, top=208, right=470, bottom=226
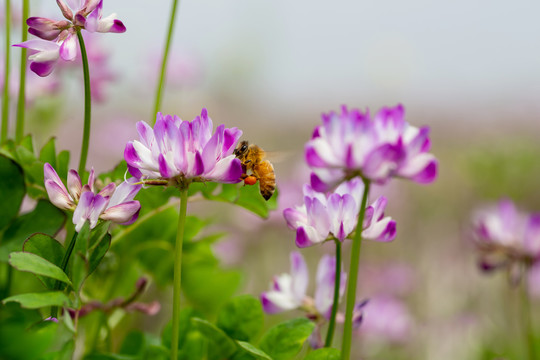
left=472, top=199, right=540, bottom=279
left=13, top=0, right=125, bottom=77
left=283, top=178, right=396, bottom=248
left=124, top=109, right=243, bottom=185
left=305, top=104, right=438, bottom=191
left=260, top=252, right=346, bottom=319
left=44, top=163, right=141, bottom=232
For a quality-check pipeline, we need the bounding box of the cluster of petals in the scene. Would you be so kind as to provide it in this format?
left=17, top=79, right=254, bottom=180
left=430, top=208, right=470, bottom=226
left=283, top=178, right=396, bottom=248
left=305, top=104, right=438, bottom=191
left=44, top=163, right=141, bottom=232
left=124, top=109, right=243, bottom=184
left=472, top=199, right=540, bottom=274
left=13, top=0, right=125, bottom=77
left=260, top=252, right=346, bottom=320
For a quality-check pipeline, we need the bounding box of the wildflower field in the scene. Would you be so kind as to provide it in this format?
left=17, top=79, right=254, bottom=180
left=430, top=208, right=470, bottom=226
left=1, top=1, right=539, bottom=359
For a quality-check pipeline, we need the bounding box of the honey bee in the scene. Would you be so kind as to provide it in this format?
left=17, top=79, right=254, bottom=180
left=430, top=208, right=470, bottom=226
left=234, top=140, right=276, bottom=201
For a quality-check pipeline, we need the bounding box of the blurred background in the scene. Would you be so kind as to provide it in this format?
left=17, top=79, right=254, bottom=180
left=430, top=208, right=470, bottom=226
left=3, top=0, right=540, bottom=359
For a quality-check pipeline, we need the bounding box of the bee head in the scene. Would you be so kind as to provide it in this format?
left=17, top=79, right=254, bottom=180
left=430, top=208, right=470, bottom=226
left=234, top=141, right=249, bottom=157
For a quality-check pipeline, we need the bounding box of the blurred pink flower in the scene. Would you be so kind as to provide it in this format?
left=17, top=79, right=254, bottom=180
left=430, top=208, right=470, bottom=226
left=357, top=295, right=414, bottom=344
left=146, top=49, right=203, bottom=89
left=0, top=59, right=61, bottom=104
left=58, top=33, right=115, bottom=102
left=472, top=198, right=540, bottom=286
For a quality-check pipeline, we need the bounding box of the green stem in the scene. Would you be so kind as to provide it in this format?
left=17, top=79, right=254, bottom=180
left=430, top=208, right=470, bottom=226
left=152, top=0, right=179, bottom=124
left=76, top=31, right=92, bottom=175
left=341, top=179, right=370, bottom=359
left=15, top=0, right=28, bottom=143
left=171, top=186, right=188, bottom=360
left=522, top=270, right=537, bottom=360
left=1, top=0, right=11, bottom=142
left=325, top=239, right=342, bottom=347
left=51, top=232, right=78, bottom=318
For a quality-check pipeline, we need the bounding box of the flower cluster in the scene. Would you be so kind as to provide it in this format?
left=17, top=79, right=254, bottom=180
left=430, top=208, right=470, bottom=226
left=283, top=178, right=396, bottom=248
left=44, top=163, right=141, bottom=231
left=261, top=252, right=367, bottom=348
left=14, top=0, right=125, bottom=77
left=261, top=252, right=346, bottom=319
left=472, top=198, right=540, bottom=283
left=305, top=104, right=438, bottom=191
left=124, top=109, right=243, bottom=186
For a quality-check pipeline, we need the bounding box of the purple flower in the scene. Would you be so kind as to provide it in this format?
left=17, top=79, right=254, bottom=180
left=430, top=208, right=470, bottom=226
left=13, top=0, right=125, bottom=77
left=283, top=178, right=396, bottom=248
left=472, top=199, right=540, bottom=280
left=260, top=252, right=346, bottom=319
left=473, top=199, right=540, bottom=288
left=124, top=109, right=243, bottom=185
left=44, top=163, right=141, bottom=232
left=305, top=104, right=438, bottom=191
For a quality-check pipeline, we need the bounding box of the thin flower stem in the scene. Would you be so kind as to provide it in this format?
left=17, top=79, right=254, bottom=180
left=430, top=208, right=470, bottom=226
left=522, top=271, right=537, bottom=360
left=171, top=186, right=188, bottom=360
left=76, top=30, right=92, bottom=175
left=341, top=179, right=370, bottom=360
left=152, top=0, right=180, bottom=124
left=51, top=231, right=78, bottom=318
left=15, top=0, right=29, bottom=143
left=324, top=238, right=342, bottom=347
left=1, top=0, right=11, bottom=142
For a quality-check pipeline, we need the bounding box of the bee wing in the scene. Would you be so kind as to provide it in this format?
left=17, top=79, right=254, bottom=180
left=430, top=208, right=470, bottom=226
left=262, top=150, right=292, bottom=164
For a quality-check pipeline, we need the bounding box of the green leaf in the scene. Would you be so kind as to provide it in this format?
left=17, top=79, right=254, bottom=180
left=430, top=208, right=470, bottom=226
left=119, top=330, right=145, bottom=356
left=234, top=184, right=278, bottom=219
left=3, top=291, right=71, bottom=309
left=0, top=154, right=25, bottom=231
left=39, top=137, right=57, bottom=168
left=56, top=150, right=70, bottom=181
left=236, top=341, right=273, bottom=360
left=23, top=233, right=65, bottom=289
left=182, top=262, right=242, bottom=315
left=304, top=348, right=341, bottom=360
left=9, top=252, right=71, bottom=285
left=20, top=134, right=34, bottom=152
left=191, top=318, right=237, bottom=359
left=217, top=295, right=264, bottom=342
left=0, top=200, right=66, bottom=262
left=259, top=318, right=315, bottom=360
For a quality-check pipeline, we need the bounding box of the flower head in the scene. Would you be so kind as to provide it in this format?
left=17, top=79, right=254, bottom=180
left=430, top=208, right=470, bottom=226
left=305, top=104, right=438, bottom=191
left=44, top=163, right=141, bottom=232
left=261, top=252, right=346, bottom=319
left=472, top=199, right=540, bottom=276
left=283, top=178, right=396, bottom=248
left=124, top=109, right=243, bottom=186
left=13, top=0, right=125, bottom=77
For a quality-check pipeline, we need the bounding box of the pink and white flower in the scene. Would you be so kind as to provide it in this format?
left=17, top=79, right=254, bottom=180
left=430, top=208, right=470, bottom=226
left=306, top=104, right=438, bottom=191
left=44, top=163, right=141, bottom=232
left=124, top=109, right=243, bottom=185
left=472, top=199, right=540, bottom=278
left=261, top=252, right=346, bottom=319
left=283, top=178, right=396, bottom=248
left=13, top=0, right=125, bottom=77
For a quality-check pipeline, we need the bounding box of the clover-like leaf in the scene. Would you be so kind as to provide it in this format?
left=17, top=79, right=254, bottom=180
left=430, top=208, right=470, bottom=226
left=9, top=252, right=71, bottom=286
